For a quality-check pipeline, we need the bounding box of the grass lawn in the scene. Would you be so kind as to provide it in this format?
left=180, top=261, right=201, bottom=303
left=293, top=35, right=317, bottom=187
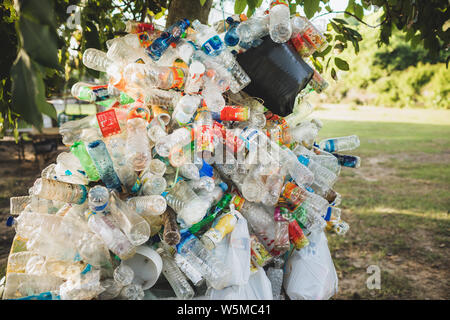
left=316, top=106, right=450, bottom=299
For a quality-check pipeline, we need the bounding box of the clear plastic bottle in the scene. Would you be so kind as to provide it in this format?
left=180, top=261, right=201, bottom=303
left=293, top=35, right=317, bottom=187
left=289, top=118, right=323, bottom=148
left=149, top=159, right=167, bottom=176
left=32, top=178, right=88, bottom=205
left=108, top=191, right=150, bottom=246
left=147, top=123, right=167, bottom=144
left=70, top=141, right=101, bottom=182
left=59, top=115, right=98, bottom=146
left=2, top=273, right=64, bottom=299
left=179, top=163, right=200, bottom=181
left=318, top=135, right=360, bottom=153
left=298, top=155, right=338, bottom=188
left=86, top=139, right=122, bottom=191
left=187, top=176, right=215, bottom=193
left=176, top=231, right=230, bottom=290
left=126, top=117, right=151, bottom=172
left=236, top=14, right=270, bottom=44
left=284, top=100, right=315, bottom=128
left=202, top=78, right=226, bottom=112
left=113, top=262, right=134, bottom=286
left=332, top=153, right=361, bottom=168
left=266, top=257, right=285, bottom=300
left=98, top=278, right=123, bottom=300
left=184, top=60, right=206, bottom=94
left=117, top=283, right=145, bottom=300
left=200, top=208, right=238, bottom=250
left=140, top=172, right=167, bottom=196
left=173, top=94, right=201, bottom=125
left=123, top=63, right=188, bottom=91
left=82, top=48, right=113, bottom=72
left=155, top=127, right=192, bottom=157
left=10, top=196, right=31, bottom=215
left=127, top=195, right=167, bottom=216
left=174, top=253, right=204, bottom=287
left=269, top=0, right=292, bottom=43
left=156, top=247, right=195, bottom=299
left=162, top=208, right=181, bottom=246
left=88, top=185, right=110, bottom=213
left=85, top=211, right=136, bottom=260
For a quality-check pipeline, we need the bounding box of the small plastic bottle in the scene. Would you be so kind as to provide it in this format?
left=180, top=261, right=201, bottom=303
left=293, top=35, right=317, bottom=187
left=127, top=195, right=167, bottom=216
left=162, top=208, right=181, bottom=246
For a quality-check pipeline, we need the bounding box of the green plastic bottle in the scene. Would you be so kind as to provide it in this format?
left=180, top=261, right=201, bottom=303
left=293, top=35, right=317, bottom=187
left=188, top=193, right=232, bottom=234
left=71, top=141, right=101, bottom=181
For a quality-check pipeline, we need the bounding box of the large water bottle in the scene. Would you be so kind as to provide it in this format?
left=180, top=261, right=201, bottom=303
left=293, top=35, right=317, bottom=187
left=236, top=14, right=270, bottom=44
left=269, top=0, right=292, bottom=43
left=156, top=247, right=195, bottom=299
left=319, top=135, right=361, bottom=153
left=108, top=191, right=150, bottom=246
left=123, top=63, right=188, bottom=91
left=32, top=178, right=88, bottom=205
left=298, top=155, right=338, bottom=188
left=86, top=139, right=122, bottom=192
left=176, top=230, right=230, bottom=290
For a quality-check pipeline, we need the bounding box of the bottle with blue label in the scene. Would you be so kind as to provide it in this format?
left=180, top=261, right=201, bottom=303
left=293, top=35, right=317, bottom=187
left=145, top=19, right=190, bottom=61
left=318, top=135, right=360, bottom=153
left=332, top=153, right=361, bottom=168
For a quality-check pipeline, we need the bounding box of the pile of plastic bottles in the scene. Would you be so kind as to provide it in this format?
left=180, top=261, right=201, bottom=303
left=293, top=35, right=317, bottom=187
left=1, top=2, right=361, bottom=301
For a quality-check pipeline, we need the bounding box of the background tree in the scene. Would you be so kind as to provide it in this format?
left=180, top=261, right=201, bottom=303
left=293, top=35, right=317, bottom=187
left=0, top=0, right=448, bottom=138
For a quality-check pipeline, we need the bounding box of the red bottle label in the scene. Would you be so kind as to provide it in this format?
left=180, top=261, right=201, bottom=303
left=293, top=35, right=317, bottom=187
left=288, top=220, right=309, bottom=249
left=96, top=109, right=121, bottom=137
left=220, top=106, right=249, bottom=122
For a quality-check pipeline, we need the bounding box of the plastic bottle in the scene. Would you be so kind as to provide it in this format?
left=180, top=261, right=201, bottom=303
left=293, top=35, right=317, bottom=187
left=184, top=60, right=205, bottom=94
left=200, top=206, right=238, bottom=250
left=108, top=191, right=150, bottom=246
left=117, top=283, right=145, bottom=300
left=161, top=208, right=180, bottom=246
left=332, top=153, right=361, bottom=168
left=269, top=0, right=292, bottom=43
left=32, top=178, right=88, bottom=205
left=126, top=117, right=151, bottom=172
left=70, top=141, right=101, bottom=181
left=155, top=127, right=192, bottom=158
left=298, top=155, right=338, bottom=188
left=140, top=172, right=167, bottom=196
left=113, top=262, right=134, bottom=286
left=127, top=195, right=167, bottom=217
left=266, top=257, right=285, bottom=300
left=86, top=139, right=122, bottom=192
left=2, top=273, right=64, bottom=299
left=85, top=211, right=136, bottom=260
left=179, top=163, right=200, bottom=180
left=176, top=230, right=230, bottom=290
left=88, top=185, right=110, bottom=213
left=59, top=115, right=98, bottom=146
left=236, top=14, right=270, bottom=44
left=145, top=19, right=190, bottom=61
left=174, top=253, right=205, bottom=287
left=232, top=195, right=280, bottom=256
left=173, top=94, right=201, bottom=125
left=10, top=196, right=31, bottom=215
left=156, top=247, right=195, bottom=299
left=319, top=135, right=360, bottom=153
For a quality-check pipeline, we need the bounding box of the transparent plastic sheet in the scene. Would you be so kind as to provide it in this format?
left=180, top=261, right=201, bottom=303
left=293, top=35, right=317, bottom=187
left=283, top=230, right=338, bottom=300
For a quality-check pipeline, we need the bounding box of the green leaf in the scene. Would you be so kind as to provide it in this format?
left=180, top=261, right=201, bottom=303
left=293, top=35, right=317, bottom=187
left=20, top=0, right=55, bottom=27
left=234, top=0, right=247, bottom=14
left=10, top=50, right=43, bottom=129
left=331, top=67, right=337, bottom=81
left=84, top=21, right=100, bottom=78
left=334, top=57, right=349, bottom=71
left=33, top=62, right=56, bottom=120
left=200, top=0, right=207, bottom=6
left=315, top=44, right=332, bottom=57
left=303, top=0, right=320, bottom=19
left=19, top=16, right=61, bottom=69
left=354, top=3, right=364, bottom=20
left=333, top=18, right=349, bottom=25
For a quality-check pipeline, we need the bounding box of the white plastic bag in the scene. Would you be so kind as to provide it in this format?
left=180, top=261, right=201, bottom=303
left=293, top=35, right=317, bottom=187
left=283, top=230, right=338, bottom=300
left=211, top=210, right=251, bottom=287
left=208, top=266, right=273, bottom=300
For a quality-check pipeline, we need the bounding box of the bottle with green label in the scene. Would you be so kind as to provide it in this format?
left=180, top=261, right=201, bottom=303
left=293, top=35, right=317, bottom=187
left=188, top=193, right=232, bottom=235
left=71, top=141, right=101, bottom=182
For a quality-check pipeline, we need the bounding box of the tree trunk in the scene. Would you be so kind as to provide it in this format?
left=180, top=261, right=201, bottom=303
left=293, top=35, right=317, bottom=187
left=165, top=0, right=213, bottom=28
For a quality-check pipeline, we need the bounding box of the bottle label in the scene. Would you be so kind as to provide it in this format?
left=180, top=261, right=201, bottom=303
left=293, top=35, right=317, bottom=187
left=195, top=124, right=215, bottom=154
left=270, top=0, right=289, bottom=8
left=137, top=31, right=153, bottom=48
left=206, top=213, right=237, bottom=244
left=325, top=140, right=336, bottom=152
left=274, top=207, right=288, bottom=222
left=279, top=182, right=307, bottom=210
left=176, top=232, right=196, bottom=254
left=81, top=85, right=110, bottom=102
left=96, top=109, right=121, bottom=137
left=217, top=106, right=249, bottom=122
left=288, top=220, right=309, bottom=250
left=201, top=35, right=223, bottom=56
left=302, top=26, right=327, bottom=51
left=250, top=235, right=273, bottom=267
left=169, top=67, right=186, bottom=90
left=231, top=195, right=245, bottom=211
left=239, top=127, right=260, bottom=151
left=297, top=155, right=310, bottom=167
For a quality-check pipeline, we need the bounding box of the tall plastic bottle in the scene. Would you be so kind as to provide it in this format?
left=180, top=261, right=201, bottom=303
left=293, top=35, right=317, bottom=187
left=176, top=230, right=230, bottom=290
left=156, top=247, right=195, bottom=299
left=32, top=178, right=88, bottom=205
left=318, top=135, right=360, bottom=153
left=269, top=0, right=292, bottom=43
left=70, top=141, right=101, bottom=182
left=86, top=139, right=122, bottom=192
left=126, top=117, right=151, bottom=172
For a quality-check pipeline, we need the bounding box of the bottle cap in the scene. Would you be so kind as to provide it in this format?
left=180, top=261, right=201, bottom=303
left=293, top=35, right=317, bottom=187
left=218, top=182, right=228, bottom=193
left=297, top=155, right=310, bottom=166
left=199, top=160, right=213, bottom=177
left=6, top=216, right=15, bottom=227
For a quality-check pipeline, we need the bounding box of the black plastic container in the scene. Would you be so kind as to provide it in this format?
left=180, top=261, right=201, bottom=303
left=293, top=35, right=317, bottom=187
left=236, top=36, right=314, bottom=117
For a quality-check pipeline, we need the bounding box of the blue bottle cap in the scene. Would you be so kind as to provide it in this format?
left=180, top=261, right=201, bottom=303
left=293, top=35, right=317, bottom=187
left=324, top=207, right=332, bottom=221
left=161, top=191, right=168, bottom=197
left=6, top=216, right=15, bottom=227
left=219, top=182, right=228, bottom=193
left=305, top=186, right=315, bottom=193
left=226, top=17, right=234, bottom=24
left=199, top=160, right=213, bottom=177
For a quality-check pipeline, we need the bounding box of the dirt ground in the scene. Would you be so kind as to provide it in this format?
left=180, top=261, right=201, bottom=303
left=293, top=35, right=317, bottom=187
left=0, top=142, right=66, bottom=267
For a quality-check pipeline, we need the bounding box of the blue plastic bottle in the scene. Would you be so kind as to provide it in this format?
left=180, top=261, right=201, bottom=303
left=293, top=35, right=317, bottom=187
left=87, top=140, right=122, bottom=191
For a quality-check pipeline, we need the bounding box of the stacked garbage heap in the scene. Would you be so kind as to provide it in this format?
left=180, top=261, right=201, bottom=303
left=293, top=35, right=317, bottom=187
left=2, top=2, right=361, bottom=301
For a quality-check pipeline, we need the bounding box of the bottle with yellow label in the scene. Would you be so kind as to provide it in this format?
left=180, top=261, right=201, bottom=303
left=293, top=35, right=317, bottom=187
left=200, top=205, right=239, bottom=250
